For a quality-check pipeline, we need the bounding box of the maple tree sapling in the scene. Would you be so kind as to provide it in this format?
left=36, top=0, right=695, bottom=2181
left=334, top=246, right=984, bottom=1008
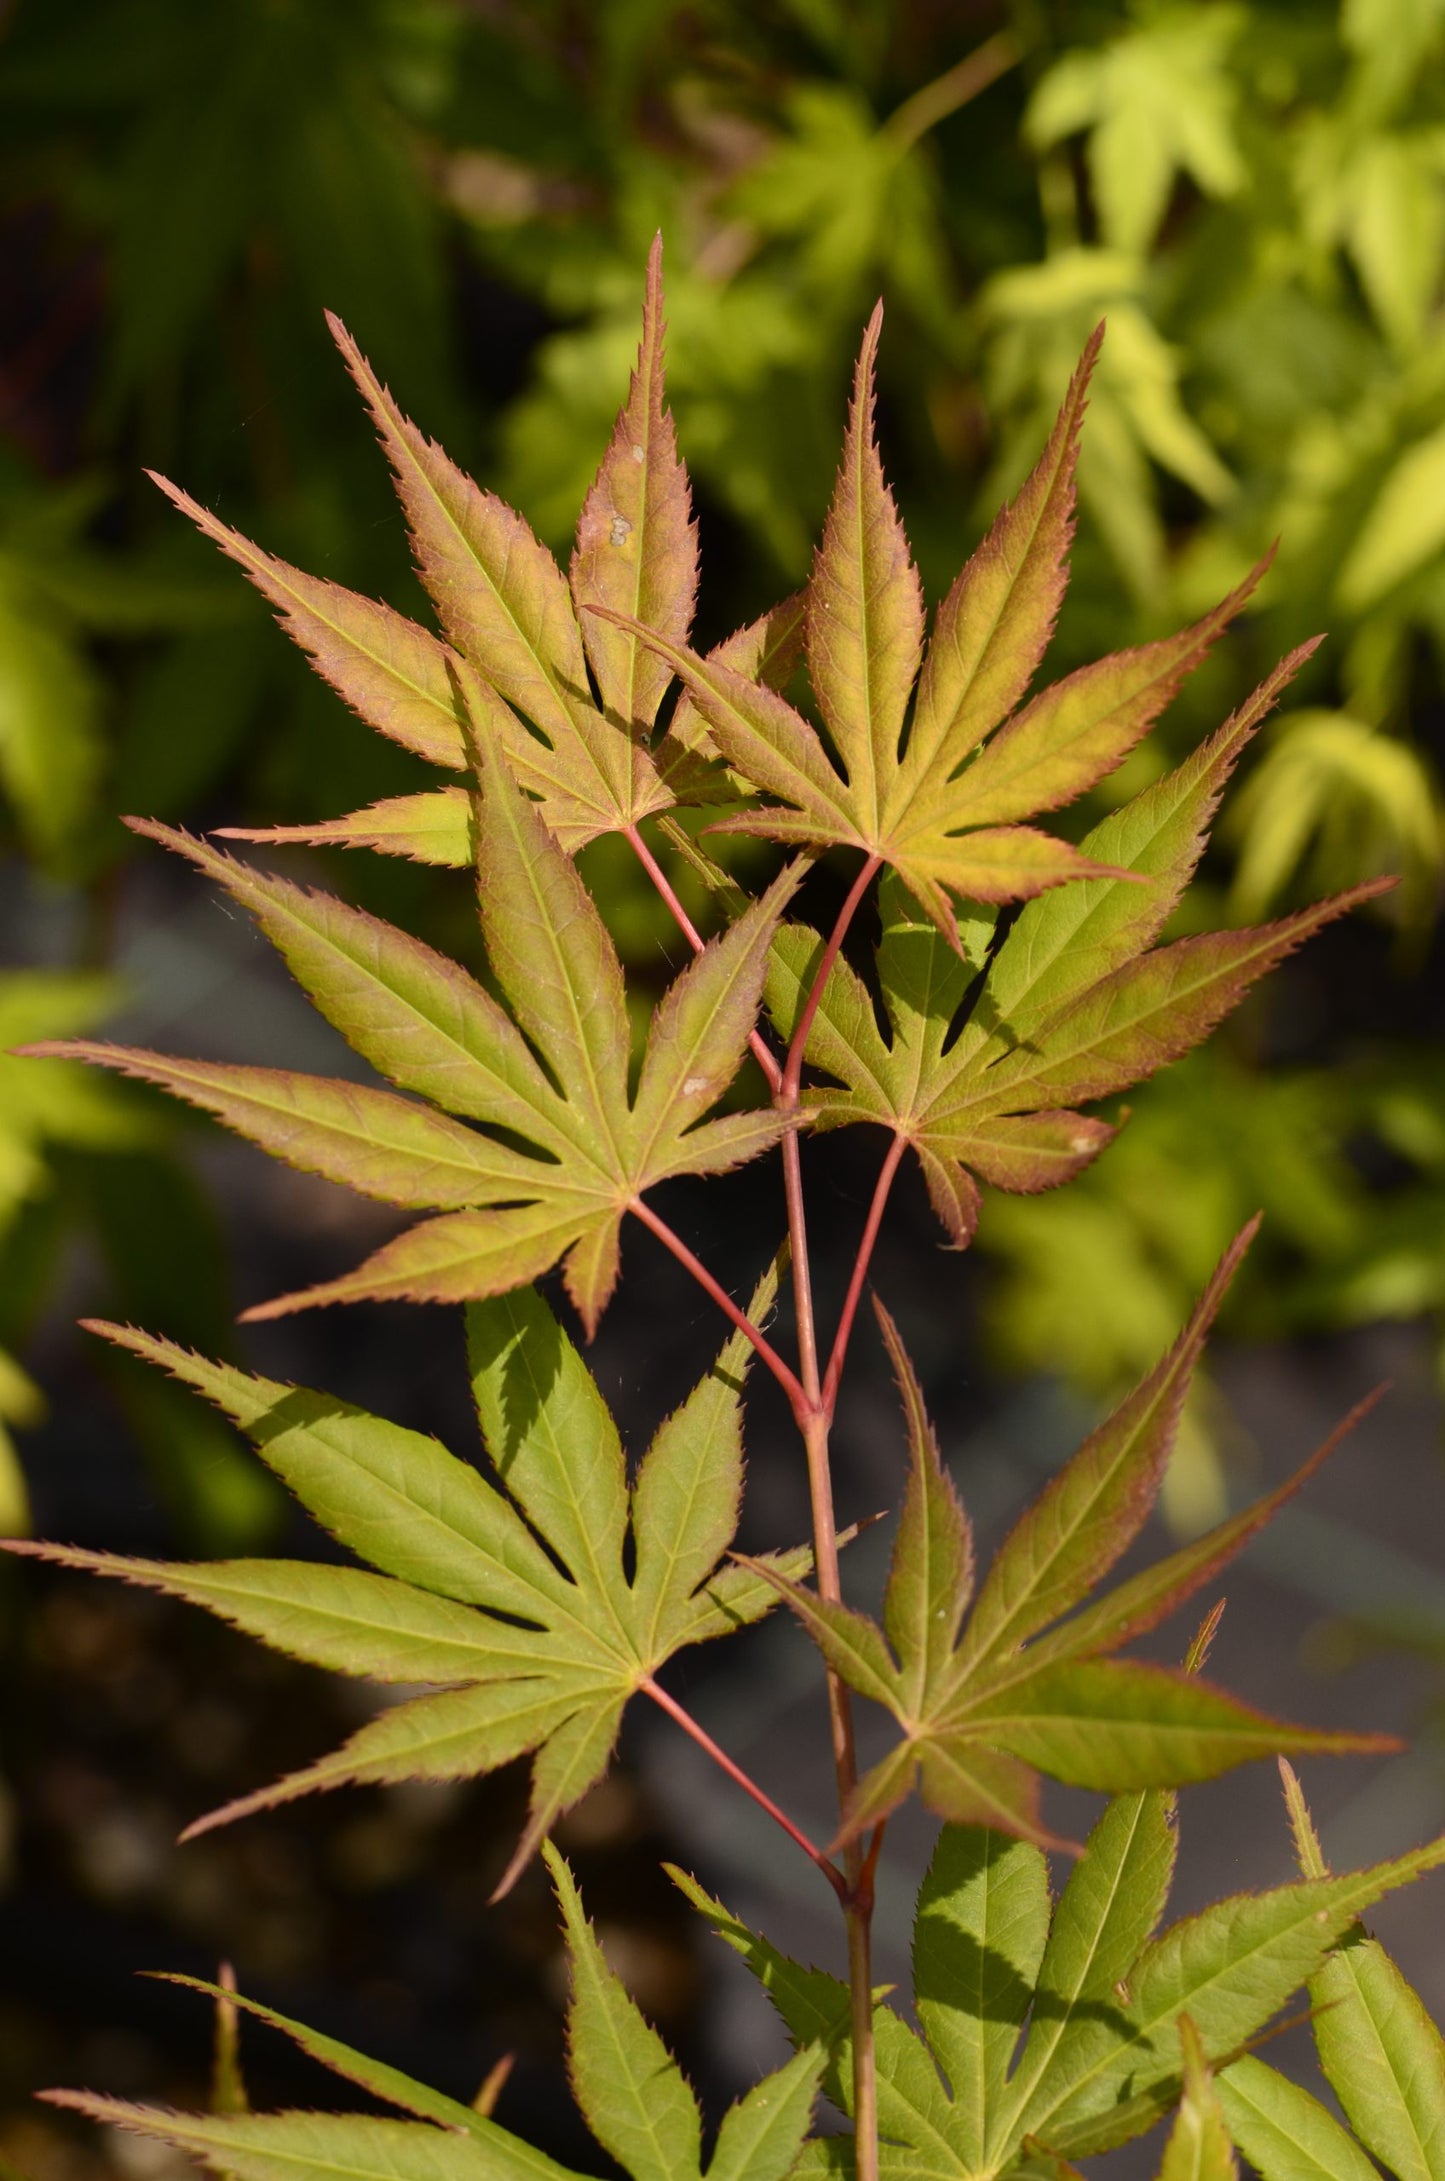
left=13, top=240, right=1442, bottom=2181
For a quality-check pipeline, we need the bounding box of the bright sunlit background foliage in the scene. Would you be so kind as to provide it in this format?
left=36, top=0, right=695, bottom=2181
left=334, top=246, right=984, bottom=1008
left=1, top=0, right=1444, bottom=1540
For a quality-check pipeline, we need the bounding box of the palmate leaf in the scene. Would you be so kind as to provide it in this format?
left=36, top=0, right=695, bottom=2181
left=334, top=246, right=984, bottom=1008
left=153, top=238, right=721, bottom=864
left=30, top=745, right=794, bottom=1334
left=7, top=1270, right=812, bottom=1895
left=599, top=321, right=1271, bottom=947
left=765, top=640, right=1373, bottom=1247
left=1218, top=1766, right=1445, bottom=2181
left=680, top=1770, right=1445, bottom=2180
left=46, top=1855, right=821, bottom=2181
left=746, top=1227, right=1395, bottom=1847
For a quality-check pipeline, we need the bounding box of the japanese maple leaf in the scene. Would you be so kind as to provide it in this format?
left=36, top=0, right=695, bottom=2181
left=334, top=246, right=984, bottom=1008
left=597, top=317, right=1269, bottom=947
left=27, top=743, right=795, bottom=1333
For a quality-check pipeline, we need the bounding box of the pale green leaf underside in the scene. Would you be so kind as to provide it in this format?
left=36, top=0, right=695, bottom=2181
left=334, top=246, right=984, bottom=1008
left=685, top=1796, right=1445, bottom=2178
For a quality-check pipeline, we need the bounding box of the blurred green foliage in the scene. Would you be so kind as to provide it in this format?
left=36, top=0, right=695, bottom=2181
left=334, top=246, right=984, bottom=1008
left=1, top=0, right=1443, bottom=1535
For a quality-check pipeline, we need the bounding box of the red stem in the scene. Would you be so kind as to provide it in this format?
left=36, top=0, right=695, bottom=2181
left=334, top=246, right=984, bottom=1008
left=851, top=1817, right=888, bottom=1917
left=625, top=823, right=782, bottom=1092
left=769, top=852, right=885, bottom=2181
left=822, top=1134, right=906, bottom=1420
left=641, top=1676, right=846, bottom=1897
left=628, top=1196, right=807, bottom=1415
left=781, top=853, right=881, bottom=1105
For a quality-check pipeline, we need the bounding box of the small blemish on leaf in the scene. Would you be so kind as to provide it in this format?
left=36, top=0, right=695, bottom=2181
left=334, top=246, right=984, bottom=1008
left=683, top=1075, right=709, bottom=1096
left=631, top=443, right=645, bottom=463
left=609, top=515, right=632, bottom=547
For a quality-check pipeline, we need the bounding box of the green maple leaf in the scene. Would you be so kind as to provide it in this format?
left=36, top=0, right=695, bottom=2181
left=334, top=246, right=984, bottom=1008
left=596, top=319, right=1268, bottom=947
left=766, top=643, right=1388, bottom=1245
left=28, top=739, right=794, bottom=1334
left=43, top=1851, right=822, bottom=2181
left=9, top=1268, right=816, bottom=1895
left=676, top=1762, right=1445, bottom=2177
left=746, top=1226, right=1394, bottom=1845
left=1218, top=1765, right=1445, bottom=2181
left=1158, top=2019, right=1239, bottom=2181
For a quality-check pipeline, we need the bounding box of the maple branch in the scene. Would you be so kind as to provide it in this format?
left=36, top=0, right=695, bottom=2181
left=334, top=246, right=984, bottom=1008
left=846, top=1895, right=879, bottom=2177
left=772, top=848, right=884, bottom=2181
left=628, top=1197, right=806, bottom=1412
left=822, top=1132, right=907, bottom=1421
left=641, top=1676, right=846, bottom=1898
left=624, top=823, right=783, bottom=1093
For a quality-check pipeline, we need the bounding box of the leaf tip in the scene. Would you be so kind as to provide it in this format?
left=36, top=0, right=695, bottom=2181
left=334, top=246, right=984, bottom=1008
left=1183, top=1597, right=1227, bottom=1674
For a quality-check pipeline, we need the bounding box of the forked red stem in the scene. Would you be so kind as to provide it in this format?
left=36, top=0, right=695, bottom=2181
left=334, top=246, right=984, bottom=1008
left=628, top=1196, right=807, bottom=1415
left=773, top=852, right=884, bottom=2181
left=641, top=1676, right=846, bottom=1898
left=628, top=822, right=889, bottom=2181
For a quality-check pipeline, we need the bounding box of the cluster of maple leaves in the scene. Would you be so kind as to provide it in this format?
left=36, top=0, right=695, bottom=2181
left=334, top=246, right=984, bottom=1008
left=12, top=241, right=1436, bottom=2181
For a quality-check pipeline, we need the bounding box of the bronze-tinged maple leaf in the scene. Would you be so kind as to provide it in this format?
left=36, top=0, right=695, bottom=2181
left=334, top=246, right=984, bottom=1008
left=766, top=643, right=1390, bottom=1245
left=149, top=238, right=786, bottom=875
left=26, top=748, right=795, bottom=1334
left=594, top=317, right=1272, bottom=948
left=745, top=1228, right=1394, bottom=1848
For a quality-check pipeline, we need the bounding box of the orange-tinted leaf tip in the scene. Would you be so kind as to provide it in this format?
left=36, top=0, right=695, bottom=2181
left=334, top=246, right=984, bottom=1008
left=237, top=1288, right=326, bottom=1325
left=488, top=1841, right=534, bottom=1904
left=177, top=1781, right=288, bottom=1843
left=1183, top=1598, right=1227, bottom=1674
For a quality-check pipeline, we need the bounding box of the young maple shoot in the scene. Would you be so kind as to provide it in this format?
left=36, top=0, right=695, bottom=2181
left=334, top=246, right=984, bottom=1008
left=13, top=241, right=1438, bottom=2181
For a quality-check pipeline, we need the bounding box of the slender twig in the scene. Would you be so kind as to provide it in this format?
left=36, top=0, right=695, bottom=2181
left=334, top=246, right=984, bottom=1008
left=641, top=1676, right=846, bottom=1898
left=625, top=821, right=707, bottom=950
left=628, top=1197, right=806, bottom=1413
left=624, top=822, right=783, bottom=1092
left=782, top=1131, right=824, bottom=1413
left=781, top=854, right=882, bottom=1105
left=822, top=1134, right=907, bottom=1420
left=885, top=32, right=1019, bottom=152
left=772, top=852, right=884, bottom=2181
left=846, top=1901, right=878, bottom=2177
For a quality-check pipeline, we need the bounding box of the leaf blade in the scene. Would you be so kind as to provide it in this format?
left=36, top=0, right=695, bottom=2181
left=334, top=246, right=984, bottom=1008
left=912, top=1825, right=1052, bottom=2168
left=44, top=2097, right=579, bottom=2181
left=906, top=328, right=1100, bottom=781
left=28, top=1043, right=548, bottom=1209
left=1217, top=2057, right=1382, bottom=2181
left=876, top=1300, right=974, bottom=1712
left=545, top=1840, right=703, bottom=2181
left=570, top=234, right=698, bottom=735
left=807, top=303, right=924, bottom=834
left=957, top=1222, right=1256, bottom=1677
left=935, top=559, right=1269, bottom=832
left=148, top=474, right=469, bottom=771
